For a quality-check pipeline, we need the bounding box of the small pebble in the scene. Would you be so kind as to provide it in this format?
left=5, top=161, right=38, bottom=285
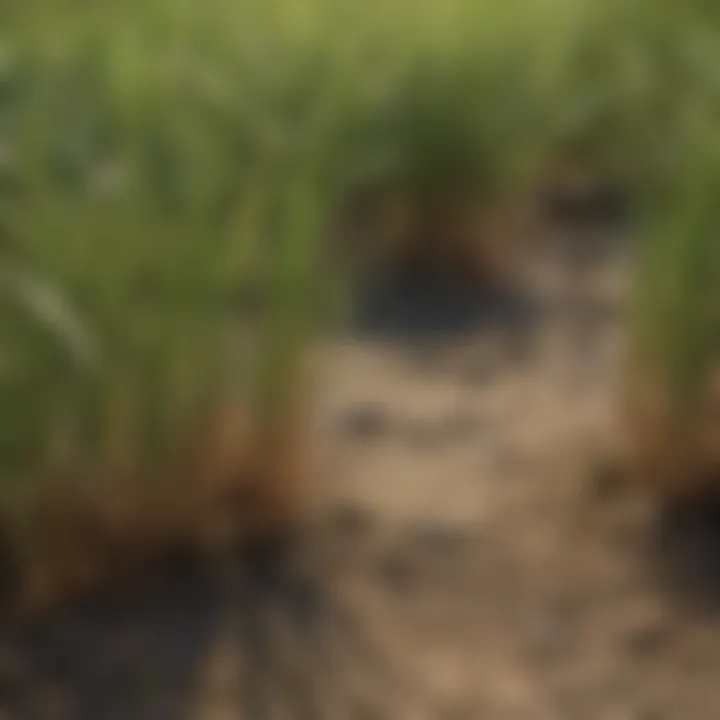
left=410, top=522, right=470, bottom=559
left=375, top=552, right=420, bottom=595
left=327, top=504, right=375, bottom=540
left=340, top=404, right=392, bottom=442
left=623, top=607, right=671, bottom=657
left=589, top=457, right=628, bottom=500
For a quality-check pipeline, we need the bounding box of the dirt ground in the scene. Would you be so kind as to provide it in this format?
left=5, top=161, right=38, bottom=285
left=2, top=219, right=720, bottom=719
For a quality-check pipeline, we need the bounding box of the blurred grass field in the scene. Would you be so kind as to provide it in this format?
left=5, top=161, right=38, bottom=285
left=0, top=0, right=719, bottom=608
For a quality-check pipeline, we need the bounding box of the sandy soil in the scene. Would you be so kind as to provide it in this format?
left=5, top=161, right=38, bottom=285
left=2, top=221, right=720, bottom=719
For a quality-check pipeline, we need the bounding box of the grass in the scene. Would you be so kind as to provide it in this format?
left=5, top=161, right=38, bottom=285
left=0, top=2, right=345, bottom=608
left=0, top=0, right=720, bottom=606
left=619, top=0, right=720, bottom=501
left=627, top=139, right=720, bottom=501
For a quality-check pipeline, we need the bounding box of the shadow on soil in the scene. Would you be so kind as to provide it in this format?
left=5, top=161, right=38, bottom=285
left=0, top=508, right=454, bottom=720
left=352, top=273, right=542, bottom=350
left=0, top=558, right=221, bottom=719
left=348, top=209, right=631, bottom=365
left=653, top=492, right=720, bottom=612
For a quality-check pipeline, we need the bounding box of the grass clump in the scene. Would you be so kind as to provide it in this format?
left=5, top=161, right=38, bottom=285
left=339, top=0, right=562, bottom=290
left=0, top=1, right=342, bottom=610
left=627, top=141, right=720, bottom=503
left=615, top=0, right=720, bottom=503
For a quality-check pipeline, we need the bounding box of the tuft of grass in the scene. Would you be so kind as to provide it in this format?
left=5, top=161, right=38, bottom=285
left=627, top=134, right=720, bottom=501
left=0, top=1, right=345, bottom=609
left=338, top=1, right=561, bottom=288
left=617, top=0, right=720, bottom=502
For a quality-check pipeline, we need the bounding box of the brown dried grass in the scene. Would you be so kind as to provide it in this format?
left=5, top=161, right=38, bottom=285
left=622, top=367, right=720, bottom=505
left=0, top=400, right=314, bottom=616
left=347, top=191, right=532, bottom=290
